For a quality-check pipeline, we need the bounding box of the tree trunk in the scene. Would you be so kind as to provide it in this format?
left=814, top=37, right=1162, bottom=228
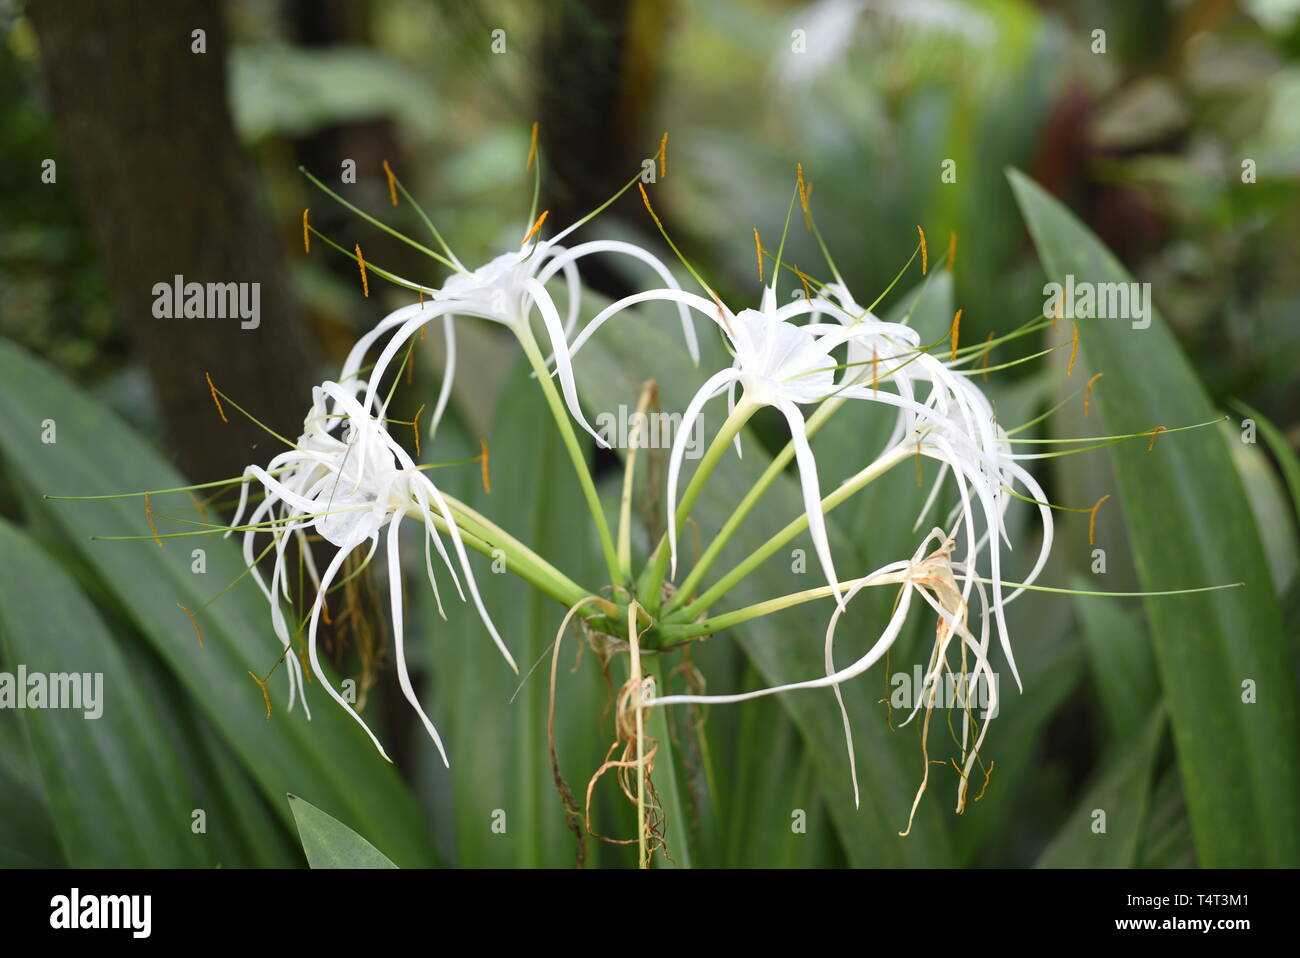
left=538, top=0, right=668, bottom=300
left=29, top=0, right=322, bottom=482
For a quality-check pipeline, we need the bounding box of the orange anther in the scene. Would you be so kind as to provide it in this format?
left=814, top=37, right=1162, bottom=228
left=412, top=404, right=425, bottom=457
left=1088, top=494, right=1111, bottom=545
left=178, top=603, right=204, bottom=648
left=975, top=761, right=996, bottom=802
left=205, top=372, right=228, bottom=423
left=794, top=266, right=811, bottom=301
left=382, top=159, right=398, bottom=206
left=1084, top=372, right=1103, bottom=416
left=521, top=209, right=549, bottom=246
left=247, top=671, right=272, bottom=719
left=917, top=225, right=928, bottom=275
left=356, top=244, right=370, bottom=298
left=144, top=493, right=162, bottom=548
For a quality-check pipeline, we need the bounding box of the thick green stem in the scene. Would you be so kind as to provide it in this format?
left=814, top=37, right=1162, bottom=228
left=637, top=396, right=757, bottom=615
left=516, top=326, right=622, bottom=584
left=425, top=508, right=589, bottom=608
left=440, top=493, right=592, bottom=604
left=674, top=441, right=913, bottom=621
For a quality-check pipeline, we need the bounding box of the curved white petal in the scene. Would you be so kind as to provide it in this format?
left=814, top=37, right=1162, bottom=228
left=386, top=514, right=451, bottom=767
left=665, top=368, right=740, bottom=577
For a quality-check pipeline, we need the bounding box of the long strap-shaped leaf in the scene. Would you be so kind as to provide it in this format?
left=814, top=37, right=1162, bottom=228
left=0, top=341, right=439, bottom=867
left=1009, top=170, right=1300, bottom=867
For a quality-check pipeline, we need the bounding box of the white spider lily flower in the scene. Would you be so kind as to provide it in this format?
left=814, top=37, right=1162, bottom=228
left=228, top=379, right=515, bottom=766
left=337, top=229, right=699, bottom=478
left=567, top=283, right=962, bottom=605
left=811, top=280, right=1054, bottom=691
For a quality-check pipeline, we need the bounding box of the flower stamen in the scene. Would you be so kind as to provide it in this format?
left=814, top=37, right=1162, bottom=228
left=1088, top=493, right=1111, bottom=545
left=247, top=671, right=272, bottom=719
left=205, top=372, right=228, bottom=423
left=355, top=243, right=370, bottom=297
left=382, top=159, right=398, bottom=206
left=144, top=493, right=162, bottom=548
left=178, top=603, right=203, bottom=647
left=1084, top=372, right=1103, bottom=416
left=480, top=439, right=492, bottom=494
left=521, top=209, right=550, bottom=246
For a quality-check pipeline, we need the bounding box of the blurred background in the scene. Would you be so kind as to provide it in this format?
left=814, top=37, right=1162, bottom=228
left=0, top=0, right=1297, bottom=869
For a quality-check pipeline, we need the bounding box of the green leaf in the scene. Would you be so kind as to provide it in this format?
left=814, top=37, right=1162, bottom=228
left=288, top=794, right=398, bottom=869
left=1036, top=708, right=1165, bottom=868
left=1073, top=582, right=1159, bottom=742
left=1009, top=169, right=1300, bottom=867
left=0, top=519, right=209, bottom=866
left=721, top=693, right=841, bottom=867
left=0, top=712, right=63, bottom=868
left=1230, top=399, right=1300, bottom=552
left=643, top=656, right=692, bottom=868
left=430, top=364, right=613, bottom=867
left=1139, top=767, right=1197, bottom=868
left=0, top=340, right=438, bottom=867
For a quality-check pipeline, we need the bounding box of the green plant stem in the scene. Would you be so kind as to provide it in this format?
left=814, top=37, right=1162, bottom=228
left=668, top=395, right=847, bottom=612
left=637, top=396, right=757, bottom=616
left=674, top=441, right=913, bottom=621
left=424, top=509, right=589, bottom=609
left=440, top=494, right=592, bottom=603
left=617, top=382, right=657, bottom=581
left=658, top=573, right=907, bottom=643
left=629, top=604, right=648, bottom=869
left=516, top=326, right=622, bottom=585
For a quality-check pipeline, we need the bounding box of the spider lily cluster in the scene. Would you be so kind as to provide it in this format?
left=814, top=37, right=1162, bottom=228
left=63, top=135, right=1234, bottom=843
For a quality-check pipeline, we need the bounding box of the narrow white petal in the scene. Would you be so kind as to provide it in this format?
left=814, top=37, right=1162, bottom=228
left=523, top=277, right=607, bottom=448
left=776, top=400, right=842, bottom=609
left=307, top=542, right=392, bottom=761
left=665, top=368, right=739, bottom=577
left=387, top=515, right=451, bottom=766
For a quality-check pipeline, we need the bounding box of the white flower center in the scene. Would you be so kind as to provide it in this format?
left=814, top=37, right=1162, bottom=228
left=732, top=309, right=837, bottom=405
